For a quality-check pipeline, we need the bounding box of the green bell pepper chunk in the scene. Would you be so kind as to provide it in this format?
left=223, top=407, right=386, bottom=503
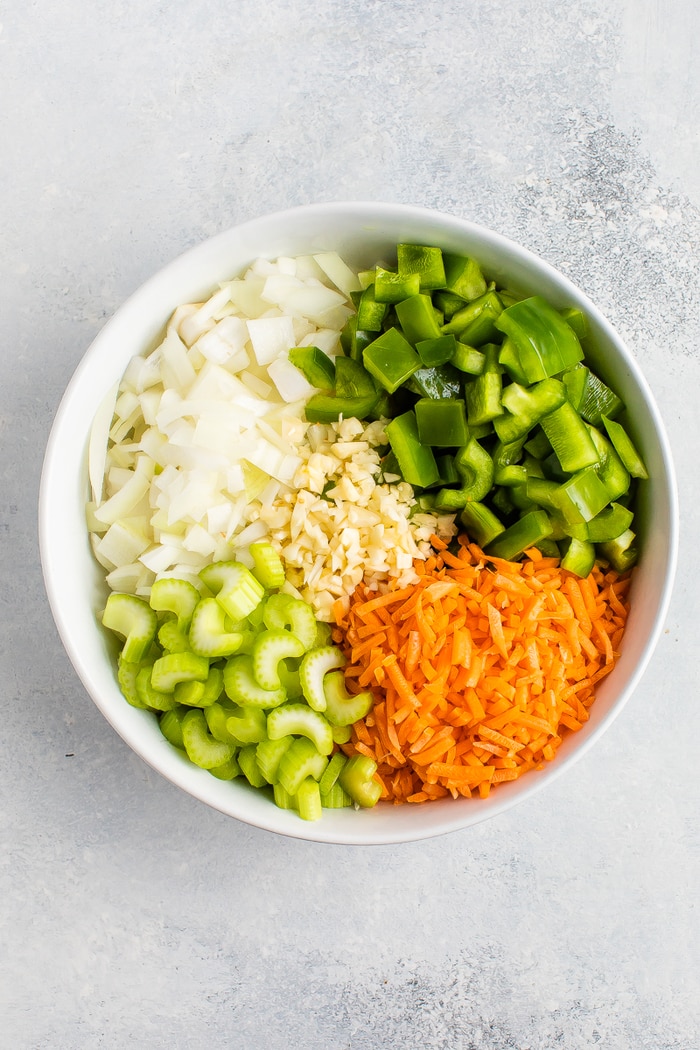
left=395, top=293, right=443, bottom=344
left=434, top=437, right=494, bottom=508
left=385, top=410, right=440, bottom=488
left=494, top=378, right=567, bottom=444
left=578, top=367, right=624, bottom=425
left=340, top=315, right=374, bottom=362
left=397, top=243, right=446, bottom=291
left=362, top=327, right=421, bottom=393
left=407, top=363, right=463, bottom=400
left=441, top=290, right=503, bottom=344
left=523, top=428, right=552, bottom=460
left=585, top=502, right=635, bottom=543
left=416, top=333, right=457, bottom=367
left=549, top=466, right=612, bottom=525
left=485, top=510, right=553, bottom=561
left=560, top=537, right=596, bottom=577
left=562, top=363, right=587, bottom=411
left=373, top=266, right=421, bottom=303
left=559, top=307, right=589, bottom=341
left=459, top=501, right=505, bottom=547
left=601, top=416, right=648, bottom=479
left=588, top=425, right=631, bottom=502
left=415, top=398, right=468, bottom=448
left=288, top=346, right=336, bottom=389
left=304, top=390, right=379, bottom=424
left=498, top=338, right=529, bottom=385
left=540, top=400, right=600, bottom=473
left=599, top=529, right=638, bottom=572
left=494, top=295, right=584, bottom=382
left=464, top=344, right=503, bottom=427
left=452, top=343, right=486, bottom=375
left=441, top=253, right=488, bottom=301
left=334, top=355, right=376, bottom=398
left=356, top=284, right=388, bottom=332
left=434, top=290, right=467, bottom=320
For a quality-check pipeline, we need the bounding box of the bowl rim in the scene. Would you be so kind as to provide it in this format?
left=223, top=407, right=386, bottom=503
left=38, top=200, right=679, bottom=844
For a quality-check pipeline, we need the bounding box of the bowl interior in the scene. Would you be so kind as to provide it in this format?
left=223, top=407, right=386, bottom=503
left=39, top=202, right=678, bottom=844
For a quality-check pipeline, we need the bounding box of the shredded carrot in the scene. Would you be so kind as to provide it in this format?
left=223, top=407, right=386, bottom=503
left=333, top=543, right=632, bottom=804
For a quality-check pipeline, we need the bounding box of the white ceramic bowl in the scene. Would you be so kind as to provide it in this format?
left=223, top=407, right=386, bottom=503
left=39, top=202, right=678, bottom=844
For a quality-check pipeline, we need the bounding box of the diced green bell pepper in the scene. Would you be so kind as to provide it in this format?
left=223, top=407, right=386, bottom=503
left=397, top=243, right=446, bottom=290
left=288, top=346, right=336, bottom=389
left=362, top=327, right=421, bottom=393
left=395, top=293, right=443, bottom=344
left=373, top=266, right=421, bottom=303
left=441, top=253, right=488, bottom=301
left=485, top=510, right=553, bottom=561
left=494, top=295, right=584, bottom=382
left=385, top=410, right=440, bottom=488
left=416, top=333, right=457, bottom=367
left=415, top=398, right=468, bottom=448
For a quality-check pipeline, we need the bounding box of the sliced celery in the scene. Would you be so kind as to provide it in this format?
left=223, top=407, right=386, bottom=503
left=338, top=754, right=382, bottom=808
left=204, top=700, right=240, bottom=744
left=262, top=593, right=317, bottom=651
left=320, top=782, right=353, bottom=809
left=181, top=709, right=236, bottom=770
left=158, top=620, right=191, bottom=653
left=225, top=704, right=268, bottom=745
left=256, top=736, right=293, bottom=784
left=151, top=651, right=210, bottom=692
left=273, top=782, right=298, bottom=811
left=199, top=560, right=265, bottom=621
left=322, top=671, right=373, bottom=727
left=223, top=654, right=287, bottom=708
left=188, top=597, right=244, bottom=658
left=102, top=593, right=157, bottom=663
left=299, top=646, right=347, bottom=712
left=237, top=744, right=269, bottom=788
left=277, top=737, right=329, bottom=795
left=318, top=752, right=347, bottom=796
left=135, top=666, right=178, bottom=711
left=209, top=753, right=241, bottom=780
left=252, top=629, right=306, bottom=691
left=117, top=657, right=148, bottom=708
left=297, top=777, right=323, bottom=821
left=174, top=665, right=223, bottom=708
left=149, top=577, right=200, bottom=631
left=248, top=541, right=286, bottom=590
left=267, top=704, right=334, bottom=755
left=159, top=707, right=187, bottom=749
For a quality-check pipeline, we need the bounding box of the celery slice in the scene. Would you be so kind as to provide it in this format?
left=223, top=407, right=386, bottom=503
left=117, top=657, right=148, bottom=708
left=249, top=541, right=286, bottom=590
left=159, top=707, right=187, bottom=749
left=158, top=620, right=191, bottom=653
left=297, top=777, right=323, bottom=821
left=251, top=630, right=306, bottom=691
left=262, top=593, right=318, bottom=651
left=223, top=654, right=287, bottom=708
left=318, top=752, right=347, bottom=796
left=135, top=666, right=178, bottom=711
left=299, top=646, right=347, bottom=712
left=338, top=754, right=382, bottom=808
left=322, top=671, right=373, bottom=727
left=331, top=724, right=352, bottom=745
left=267, top=704, right=334, bottom=756
left=204, top=700, right=240, bottom=744
left=181, top=709, right=236, bottom=769
left=199, top=560, right=265, bottom=621
left=150, top=651, right=210, bottom=692
left=188, top=597, right=244, bottom=658
left=237, top=743, right=269, bottom=788
left=256, top=736, right=294, bottom=784
left=209, top=753, right=241, bottom=780
left=277, top=737, right=329, bottom=795
left=149, top=578, right=200, bottom=631
left=102, top=593, right=157, bottom=663
left=320, top=782, right=353, bottom=809
left=273, top=782, right=299, bottom=811
left=174, top=665, right=223, bottom=708
left=225, top=704, right=268, bottom=744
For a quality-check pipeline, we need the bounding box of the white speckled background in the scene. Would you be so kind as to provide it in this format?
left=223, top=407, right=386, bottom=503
left=2, top=1, right=699, bottom=1047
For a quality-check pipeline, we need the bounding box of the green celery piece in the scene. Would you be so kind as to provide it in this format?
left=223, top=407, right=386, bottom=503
left=322, top=670, right=373, bottom=727
left=188, top=597, right=244, bottom=658
left=299, top=645, right=347, bottom=712
left=560, top=537, right=596, bottom=578
left=267, top=703, right=334, bottom=755
left=601, top=416, right=648, bottom=479
left=356, top=284, right=388, bottom=331
left=494, top=295, right=584, bottom=382
left=338, top=754, right=382, bottom=808
left=238, top=743, right=269, bottom=788
left=494, top=378, right=567, bottom=444
left=415, top=398, right=468, bottom=448
left=224, top=654, right=287, bottom=708
left=362, top=328, right=421, bottom=394
left=452, top=343, right=486, bottom=375
left=174, top=665, right=223, bottom=709
left=397, top=243, right=446, bottom=290
left=386, top=410, right=440, bottom=487
left=599, top=529, right=638, bottom=572
left=540, top=401, right=600, bottom=473
left=288, top=346, right=336, bottom=389
left=209, top=754, right=241, bottom=781
left=262, top=593, right=318, bottom=651
left=276, top=658, right=303, bottom=700
left=313, top=621, right=333, bottom=648
left=199, top=560, right=264, bottom=622
left=117, top=657, right=148, bottom=708
left=415, top=333, right=457, bottom=367
left=251, top=629, right=305, bottom=691
left=273, top=782, right=299, bottom=811
left=304, top=389, right=379, bottom=423
left=318, top=752, right=347, bottom=795
left=158, top=620, right=191, bottom=653
left=248, top=541, right=285, bottom=591
left=149, top=577, right=200, bottom=632
left=181, top=709, right=236, bottom=770
left=159, top=707, right=187, bottom=749
left=255, top=736, right=293, bottom=784
left=297, top=777, right=323, bottom=821
left=550, top=466, right=612, bottom=525
left=135, top=665, right=178, bottom=711
left=374, top=266, right=421, bottom=303
left=441, top=290, right=503, bottom=345
left=586, top=502, right=634, bottom=543
left=331, top=724, right=353, bottom=744
left=320, top=782, right=353, bottom=809
left=225, top=703, right=268, bottom=745
left=102, top=593, right=158, bottom=663
left=150, top=651, right=209, bottom=693
left=395, top=293, right=443, bottom=344
left=459, top=502, right=505, bottom=547
left=277, top=736, right=329, bottom=795
left=485, top=510, right=553, bottom=561
left=578, top=368, right=624, bottom=425
left=441, top=253, right=487, bottom=301
left=204, top=699, right=240, bottom=743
